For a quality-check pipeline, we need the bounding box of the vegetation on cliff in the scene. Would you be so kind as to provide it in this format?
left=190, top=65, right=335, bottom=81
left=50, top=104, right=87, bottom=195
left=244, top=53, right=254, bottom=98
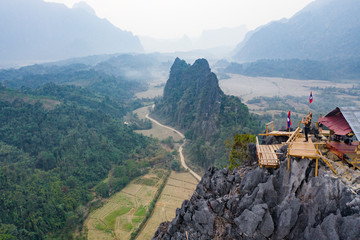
left=153, top=58, right=261, bottom=168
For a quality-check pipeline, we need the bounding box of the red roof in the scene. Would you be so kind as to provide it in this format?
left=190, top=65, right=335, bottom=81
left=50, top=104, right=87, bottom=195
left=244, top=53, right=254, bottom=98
left=319, top=107, right=352, bottom=135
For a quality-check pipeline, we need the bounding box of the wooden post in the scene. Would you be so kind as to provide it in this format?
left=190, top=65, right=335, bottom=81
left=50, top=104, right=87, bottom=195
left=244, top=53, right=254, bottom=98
left=271, top=122, right=274, bottom=132
left=287, top=154, right=290, bottom=171
left=299, top=120, right=302, bottom=128
left=329, top=130, right=333, bottom=142
left=315, top=158, right=319, bottom=177
left=355, top=145, right=360, bottom=170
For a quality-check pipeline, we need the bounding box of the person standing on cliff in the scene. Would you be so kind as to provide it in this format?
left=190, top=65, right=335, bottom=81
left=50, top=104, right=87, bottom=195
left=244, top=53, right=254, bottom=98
left=318, top=114, right=323, bottom=135
left=302, top=112, right=312, bottom=142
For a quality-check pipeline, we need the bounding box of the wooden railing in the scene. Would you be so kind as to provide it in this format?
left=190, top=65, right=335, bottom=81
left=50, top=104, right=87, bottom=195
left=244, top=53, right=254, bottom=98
left=265, top=121, right=274, bottom=134
left=286, top=127, right=300, bottom=144
left=256, top=136, right=261, bottom=164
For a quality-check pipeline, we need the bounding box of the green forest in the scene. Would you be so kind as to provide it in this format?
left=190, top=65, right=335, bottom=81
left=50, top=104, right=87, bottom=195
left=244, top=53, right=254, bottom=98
left=223, top=58, right=360, bottom=80
left=0, top=62, right=165, bottom=239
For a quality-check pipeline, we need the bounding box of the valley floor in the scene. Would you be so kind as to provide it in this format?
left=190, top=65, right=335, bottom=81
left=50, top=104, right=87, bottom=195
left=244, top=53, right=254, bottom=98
left=83, top=105, right=201, bottom=239
left=219, top=74, right=357, bottom=102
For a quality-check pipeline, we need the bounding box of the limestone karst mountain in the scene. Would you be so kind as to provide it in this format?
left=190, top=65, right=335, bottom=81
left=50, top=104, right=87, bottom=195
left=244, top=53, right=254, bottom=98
left=152, top=58, right=260, bottom=168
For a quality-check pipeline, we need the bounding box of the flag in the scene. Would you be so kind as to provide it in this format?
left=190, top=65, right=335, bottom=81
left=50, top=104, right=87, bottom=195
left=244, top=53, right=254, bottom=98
left=309, top=91, right=313, bottom=104
left=287, top=110, right=291, bottom=129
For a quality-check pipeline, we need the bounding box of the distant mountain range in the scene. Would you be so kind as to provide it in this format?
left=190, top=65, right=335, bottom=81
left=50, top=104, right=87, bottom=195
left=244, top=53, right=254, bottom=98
left=0, top=0, right=143, bottom=67
left=140, top=26, right=248, bottom=54
left=234, top=0, right=360, bottom=61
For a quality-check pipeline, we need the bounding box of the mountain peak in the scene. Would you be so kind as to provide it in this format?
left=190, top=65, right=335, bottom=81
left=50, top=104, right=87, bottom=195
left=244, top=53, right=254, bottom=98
left=154, top=58, right=225, bottom=140
left=192, top=58, right=211, bottom=73
left=72, top=1, right=96, bottom=16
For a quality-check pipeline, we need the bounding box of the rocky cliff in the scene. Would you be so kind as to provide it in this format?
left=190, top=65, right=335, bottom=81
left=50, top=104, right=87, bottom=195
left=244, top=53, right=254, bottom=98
left=152, top=57, right=259, bottom=168
left=154, top=58, right=225, bottom=140
left=153, top=145, right=360, bottom=239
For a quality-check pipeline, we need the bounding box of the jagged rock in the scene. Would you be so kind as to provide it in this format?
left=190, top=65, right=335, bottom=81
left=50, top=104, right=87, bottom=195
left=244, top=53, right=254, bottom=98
left=339, top=216, right=360, bottom=239
left=235, top=209, right=262, bottom=237
left=153, top=157, right=360, bottom=240
left=248, top=143, right=257, bottom=163
left=321, top=213, right=340, bottom=240
left=259, top=210, right=274, bottom=237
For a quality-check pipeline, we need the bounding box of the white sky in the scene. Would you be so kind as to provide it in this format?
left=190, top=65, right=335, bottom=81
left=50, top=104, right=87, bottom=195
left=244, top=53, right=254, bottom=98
left=45, top=0, right=315, bottom=39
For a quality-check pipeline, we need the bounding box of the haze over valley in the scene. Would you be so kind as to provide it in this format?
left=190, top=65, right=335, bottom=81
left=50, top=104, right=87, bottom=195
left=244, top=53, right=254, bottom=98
left=1, top=0, right=360, bottom=239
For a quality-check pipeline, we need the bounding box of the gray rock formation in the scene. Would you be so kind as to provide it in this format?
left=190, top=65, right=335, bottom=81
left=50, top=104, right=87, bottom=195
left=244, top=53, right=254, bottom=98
left=153, top=147, right=360, bottom=239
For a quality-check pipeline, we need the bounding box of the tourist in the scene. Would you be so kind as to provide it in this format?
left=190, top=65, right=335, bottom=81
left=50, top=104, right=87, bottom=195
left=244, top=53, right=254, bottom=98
left=318, top=114, right=323, bottom=135
left=302, top=112, right=312, bottom=142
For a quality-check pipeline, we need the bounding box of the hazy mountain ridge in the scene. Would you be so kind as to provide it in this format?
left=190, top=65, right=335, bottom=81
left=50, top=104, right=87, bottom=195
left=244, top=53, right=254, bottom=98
left=0, top=0, right=143, bottom=67
left=140, top=26, right=247, bottom=55
left=234, top=0, right=360, bottom=61
left=0, top=53, right=175, bottom=93
left=222, top=58, right=360, bottom=80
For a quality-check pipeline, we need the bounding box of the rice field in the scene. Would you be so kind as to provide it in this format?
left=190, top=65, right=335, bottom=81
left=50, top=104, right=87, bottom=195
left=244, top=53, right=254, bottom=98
left=85, top=170, right=167, bottom=240
left=135, top=171, right=198, bottom=240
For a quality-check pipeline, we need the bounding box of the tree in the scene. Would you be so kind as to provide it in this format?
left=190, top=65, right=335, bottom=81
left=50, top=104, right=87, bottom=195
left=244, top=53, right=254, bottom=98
left=226, top=133, right=255, bottom=170
left=171, top=161, right=180, bottom=171
left=95, top=182, right=110, bottom=198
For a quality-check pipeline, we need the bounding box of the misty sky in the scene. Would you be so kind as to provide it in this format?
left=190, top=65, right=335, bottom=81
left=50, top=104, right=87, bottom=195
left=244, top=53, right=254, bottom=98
left=46, top=0, right=315, bottom=39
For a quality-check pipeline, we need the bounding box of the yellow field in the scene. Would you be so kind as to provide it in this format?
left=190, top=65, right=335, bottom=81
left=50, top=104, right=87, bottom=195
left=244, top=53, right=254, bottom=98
left=135, top=171, right=198, bottom=240
left=219, top=74, right=356, bottom=102
left=135, top=82, right=165, bottom=99
left=133, top=106, right=182, bottom=141
left=85, top=170, right=167, bottom=240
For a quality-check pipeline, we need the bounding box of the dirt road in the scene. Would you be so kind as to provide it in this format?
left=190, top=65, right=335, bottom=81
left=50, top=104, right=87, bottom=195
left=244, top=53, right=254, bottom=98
left=145, top=114, right=201, bottom=182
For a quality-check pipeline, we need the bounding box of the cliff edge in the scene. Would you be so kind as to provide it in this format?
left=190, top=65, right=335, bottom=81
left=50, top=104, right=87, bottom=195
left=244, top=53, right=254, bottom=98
left=153, top=146, right=360, bottom=239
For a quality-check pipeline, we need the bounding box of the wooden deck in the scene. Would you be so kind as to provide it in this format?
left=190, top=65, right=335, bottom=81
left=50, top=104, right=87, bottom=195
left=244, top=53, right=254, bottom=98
left=327, top=141, right=360, bottom=170
left=321, top=130, right=330, bottom=136
left=286, top=128, right=337, bottom=176
left=258, top=130, right=295, bottom=137
left=288, top=136, right=318, bottom=159
left=256, top=137, right=281, bottom=168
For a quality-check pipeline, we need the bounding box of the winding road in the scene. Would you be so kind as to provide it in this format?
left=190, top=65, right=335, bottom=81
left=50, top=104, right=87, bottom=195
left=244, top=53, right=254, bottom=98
left=145, top=113, right=201, bottom=182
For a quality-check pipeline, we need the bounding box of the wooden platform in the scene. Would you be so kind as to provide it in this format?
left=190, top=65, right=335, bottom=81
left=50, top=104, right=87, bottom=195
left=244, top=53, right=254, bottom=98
left=327, top=141, right=360, bottom=170
left=286, top=127, right=337, bottom=176
left=288, top=136, right=318, bottom=159
left=259, top=131, right=295, bottom=137
left=321, top=130, right=330, bottom=136
left=256, top=137, right=281, bottom=168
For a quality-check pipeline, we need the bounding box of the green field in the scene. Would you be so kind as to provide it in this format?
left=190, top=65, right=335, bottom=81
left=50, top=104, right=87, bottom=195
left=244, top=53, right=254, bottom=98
left=134, top=106, right=183, bottom=142
left=85, top=170, right=166, bottom=240
left=135, top=171, right=198, bottom=240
